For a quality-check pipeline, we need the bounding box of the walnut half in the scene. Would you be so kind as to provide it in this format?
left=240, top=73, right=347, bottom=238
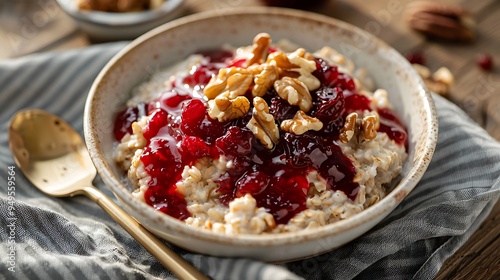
left=274, top=77, right=313, bottom=112
left=339, top=112, right=359, bottom=143
left=246, top=97, right=279, bottom=149
left=247, top=33, right=272, bottom=66
left=208, top=95, right=250, bottom=122
left=339, top=112, right=380, bottom=143
left=203, top=67, right=253, bottom=100
left=281, top=111, right=323, bottom=135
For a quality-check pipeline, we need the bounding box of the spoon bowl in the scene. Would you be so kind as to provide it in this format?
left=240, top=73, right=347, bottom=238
left=8, top=109, right=208, bottom=280
left=9, top=109, right=96, bottom=197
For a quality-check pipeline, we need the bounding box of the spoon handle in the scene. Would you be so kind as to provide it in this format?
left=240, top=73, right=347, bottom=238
left=82, top=186, right=210, bottom=280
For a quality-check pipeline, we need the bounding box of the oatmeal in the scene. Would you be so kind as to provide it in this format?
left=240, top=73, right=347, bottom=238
left=113, top=33, right=408, bottom=234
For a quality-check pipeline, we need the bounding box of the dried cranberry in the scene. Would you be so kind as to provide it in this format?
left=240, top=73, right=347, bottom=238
left=180, top=99, right=225, bottom=144
left=215, top=126, right=253, bottom=158
left=269, top=96, right=299, bottom=123
left=161, top=90, right=191, bottom=109
left=405, top=51, right=425, bottom=65
left=143, top=109, right=169, bottom=141
left=313, top=58, right=339, bottom=87
left=179, top=136, right=216, bottom=162
left=113, top=105, right=144, bottom=141
left=182, top=65, right=217, bottom=88
left=477, top=53, right=493, bottom=71
left=335, top=73, right=356, bottom=91
left=313, top=86, right=345, bottom=121
left=343, top=93, right=371, bottom=114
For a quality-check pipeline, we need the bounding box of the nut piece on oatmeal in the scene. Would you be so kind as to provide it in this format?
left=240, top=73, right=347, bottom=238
left=208, top=95, right=250, bottom=122
left=246, top=97, right=279, bottom=149
left=274, top=77, right=313, bottom=112
left=340, top=112, right=380, bottom=143
left=204, top=67, right=253, bottom=100
left=340, top=112, right=359, bottom=143
left=362, top=114, right=380, bottom=141
left=252, top=63, right=279, bottom=97
left=247, top=33, right=272, bottom=66
left=281, top=111, right=323, bottom=135
left=267, top=51, right=299, bottom=69
left=286, top=48, right=320, bottom=91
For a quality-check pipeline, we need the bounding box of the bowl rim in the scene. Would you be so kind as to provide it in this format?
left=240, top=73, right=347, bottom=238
left=84, top=6, right=438, bottom=247
left=56, top=0, right=184, bottom=26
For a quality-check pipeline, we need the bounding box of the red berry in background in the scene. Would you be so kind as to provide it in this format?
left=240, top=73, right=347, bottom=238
left=477, top=53, right=493, bottom=71
left=405, top=51, right=425, bottom=65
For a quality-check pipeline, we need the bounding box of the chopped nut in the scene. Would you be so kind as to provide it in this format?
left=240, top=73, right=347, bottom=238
left=274, top=77, right=313, bottom=112
left=362, top=114, right=380, bottom=141
left=287, top=48, right=320, bottom=90
left=339, top=113, right=359, bottom=143
left=208, top=95, right=250, bottom=122
left=340, top=112, right=380, bottom=143
left=247, top=33, right=271, bottom=66
left=267, top=50, right=320, bottom=91
left=225, top=73, right=254, bottom=99
left=281, top=111, right=323, bottom=135
left=412, top=64, right=454, bottom=96
left=246, top=97, right=279, bottom=149
left=252, top=63, right=279, bottom=97
left=266, top=51, right=298, bottom=69
left=425, top=79, right=449, bottom=95
left=432, top=66, right=454, bottom=86
left=204, top=67, right=252, bottom=100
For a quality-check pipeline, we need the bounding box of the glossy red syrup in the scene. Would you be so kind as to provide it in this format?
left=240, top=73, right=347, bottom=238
left=113, top=51, right=408, bottom=223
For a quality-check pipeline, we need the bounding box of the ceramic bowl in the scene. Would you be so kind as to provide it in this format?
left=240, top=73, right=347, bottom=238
left=84, top=7, right=438, bottom=262
left=56, top=0, right=184, bottom=41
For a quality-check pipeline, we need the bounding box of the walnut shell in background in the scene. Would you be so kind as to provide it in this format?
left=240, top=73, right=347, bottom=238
left=404, top=1, right=475, bottom=42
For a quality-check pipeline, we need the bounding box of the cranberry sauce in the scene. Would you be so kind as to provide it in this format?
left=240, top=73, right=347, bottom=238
left=114, top=104, right=147, bottom=141
left=113, top=52, right=408, bottom=223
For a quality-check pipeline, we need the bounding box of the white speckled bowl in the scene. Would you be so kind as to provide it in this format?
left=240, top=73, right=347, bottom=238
left=57, top=0, right=184, bottom=41
left=84, top=7, right=438, bottom=262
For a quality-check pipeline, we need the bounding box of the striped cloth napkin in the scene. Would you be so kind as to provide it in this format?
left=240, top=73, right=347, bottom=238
left=0, top=43, right=499, bottom=280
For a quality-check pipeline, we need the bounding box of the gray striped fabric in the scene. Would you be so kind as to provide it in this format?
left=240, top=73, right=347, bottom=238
left=0, top=43, right=499, bottom=280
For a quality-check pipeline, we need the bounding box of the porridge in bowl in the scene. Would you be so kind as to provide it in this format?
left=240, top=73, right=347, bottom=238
left=113, top=33, right=408, bottom=235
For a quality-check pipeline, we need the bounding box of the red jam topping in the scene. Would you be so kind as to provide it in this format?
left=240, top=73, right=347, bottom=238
left=114, top=51, right=408, bottom=223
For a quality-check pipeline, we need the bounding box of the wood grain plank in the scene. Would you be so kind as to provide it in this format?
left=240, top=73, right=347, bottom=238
left=315, top=0, right=424, bottom=53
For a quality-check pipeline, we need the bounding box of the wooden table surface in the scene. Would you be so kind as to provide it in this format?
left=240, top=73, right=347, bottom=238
left=1, top=0, right=498, bottom=279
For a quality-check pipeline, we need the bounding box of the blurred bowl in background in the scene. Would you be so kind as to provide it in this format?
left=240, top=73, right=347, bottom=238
left=56, top=0, right=184, bottom=41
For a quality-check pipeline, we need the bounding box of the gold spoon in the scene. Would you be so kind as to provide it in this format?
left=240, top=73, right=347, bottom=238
left=8, top=109, right=209, bottom=280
